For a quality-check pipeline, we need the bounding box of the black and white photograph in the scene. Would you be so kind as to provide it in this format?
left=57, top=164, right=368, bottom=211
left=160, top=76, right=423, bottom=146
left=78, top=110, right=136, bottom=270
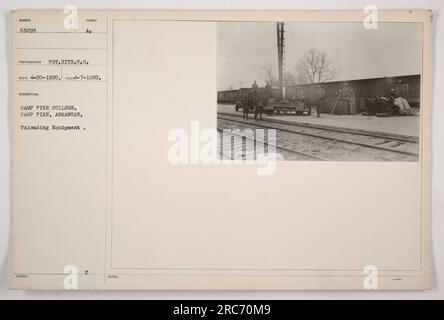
left=1, top=3, right=440, bottom=298
left=217, top=22, right=422, bottom=161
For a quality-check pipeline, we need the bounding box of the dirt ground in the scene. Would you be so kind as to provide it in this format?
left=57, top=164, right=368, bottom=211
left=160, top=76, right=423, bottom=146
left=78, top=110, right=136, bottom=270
left=218, top=104, right=420, bottom=138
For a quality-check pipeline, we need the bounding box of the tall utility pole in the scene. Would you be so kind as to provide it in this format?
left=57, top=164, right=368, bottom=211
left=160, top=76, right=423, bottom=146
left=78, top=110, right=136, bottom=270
left=276, top=22, right=285, bottom=100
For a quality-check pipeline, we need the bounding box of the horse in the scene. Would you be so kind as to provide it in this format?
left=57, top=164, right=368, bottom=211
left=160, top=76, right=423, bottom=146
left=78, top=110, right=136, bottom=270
left=242, top=92, right=256, bottom=119
left=254, top=100, right=264, bottom=120
left=242, top=99, right=250, bottom=119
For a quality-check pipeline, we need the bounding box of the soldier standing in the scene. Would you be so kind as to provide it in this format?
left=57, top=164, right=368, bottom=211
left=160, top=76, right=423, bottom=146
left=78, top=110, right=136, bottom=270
left=251, top=81, right=259, bottom=120
left=252, top=80, right=259, bottom=94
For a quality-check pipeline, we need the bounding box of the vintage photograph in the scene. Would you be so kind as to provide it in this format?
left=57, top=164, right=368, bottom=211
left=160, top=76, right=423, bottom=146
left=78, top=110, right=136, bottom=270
left=217, top=22, right=422, bottom=161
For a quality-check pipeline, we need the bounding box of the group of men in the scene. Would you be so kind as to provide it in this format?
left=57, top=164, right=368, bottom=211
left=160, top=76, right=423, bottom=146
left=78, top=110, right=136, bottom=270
left=240, top=80, right=264, bottom=120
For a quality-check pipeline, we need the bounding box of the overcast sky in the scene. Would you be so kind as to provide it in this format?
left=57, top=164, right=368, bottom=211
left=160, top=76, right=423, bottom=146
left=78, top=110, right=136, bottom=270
left=218, top=22, right=422, bottom=91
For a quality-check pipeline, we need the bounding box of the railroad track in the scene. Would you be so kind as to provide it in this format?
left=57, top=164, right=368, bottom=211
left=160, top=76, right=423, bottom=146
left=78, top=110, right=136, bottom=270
left=217, top=128, right=328, bottom=161
left=217, top=113, right=419, bottom=161
left=218, top=111, right=419, bottom=143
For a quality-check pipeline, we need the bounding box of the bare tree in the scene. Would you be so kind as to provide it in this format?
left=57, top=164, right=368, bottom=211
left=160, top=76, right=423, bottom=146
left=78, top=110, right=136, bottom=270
left=260, top=63, right=278, bottom=87
left=294, top=49, right=339, bottom=84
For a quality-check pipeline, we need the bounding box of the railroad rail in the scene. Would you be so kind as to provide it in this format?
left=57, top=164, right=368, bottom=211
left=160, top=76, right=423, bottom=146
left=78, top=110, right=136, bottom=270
left=218, top=112, right=418, bottom=142
left=217, top=113, right=419, bottom=160
left=217, top=128, right=328, bottom=161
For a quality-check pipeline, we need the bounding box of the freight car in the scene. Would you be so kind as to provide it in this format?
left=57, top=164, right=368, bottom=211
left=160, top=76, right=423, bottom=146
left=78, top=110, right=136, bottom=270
left=285, top=74, right=421, bottom=115
left=218, top=74, right=421, bottom=115
left=217, top=89, right=240, bottom=104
